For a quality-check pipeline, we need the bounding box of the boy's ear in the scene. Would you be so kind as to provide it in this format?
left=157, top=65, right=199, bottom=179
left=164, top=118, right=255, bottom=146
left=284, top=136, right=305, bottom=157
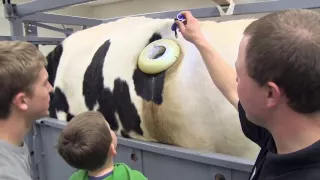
left=12, top=92, right=29, bottom=111
left=109, top=144, right=117, bottom=156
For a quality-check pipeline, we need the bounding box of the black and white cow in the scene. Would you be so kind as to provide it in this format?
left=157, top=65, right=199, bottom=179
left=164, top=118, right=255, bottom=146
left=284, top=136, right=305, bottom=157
left=46, top=16, right=260, bottom=160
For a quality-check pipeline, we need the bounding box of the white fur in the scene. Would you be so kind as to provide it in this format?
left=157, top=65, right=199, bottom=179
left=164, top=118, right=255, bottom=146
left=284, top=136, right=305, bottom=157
left=51, top=17, right=260, bottom=160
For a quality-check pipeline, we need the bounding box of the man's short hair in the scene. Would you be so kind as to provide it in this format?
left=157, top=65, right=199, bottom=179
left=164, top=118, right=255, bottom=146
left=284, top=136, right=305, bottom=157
left=243, top=9, right=320, bottom=114
left=0, top=41, right=46, bottom=119
left=57, top=111, right=113, bottom=171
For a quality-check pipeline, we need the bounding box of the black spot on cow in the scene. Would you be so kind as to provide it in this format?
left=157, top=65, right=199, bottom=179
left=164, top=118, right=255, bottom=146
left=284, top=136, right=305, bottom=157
left=46, top=43, right=74, bottom=122
left=133, top=69, right=165, bottom=105
left=67, top=113, right=74, bottom=121
left=121, top=130, right=131, bottom=139
left=148, top=32, right=162, bottom=44
left=113, top=78, right=143, bottom=136
left=46, top=43, right=63, bottom=103
left=133, top=32, right=166, bottom=105
left=82, top=39, right=143, bottom=136
left=82, top=39, right=119, bottom=130
left=97, top=88, right=119, bottom=131
left=46, top=43, right=63, bottom=87
left=83, top=40, right=111, bottom=110
left=49, top=87, right=74, bottom=122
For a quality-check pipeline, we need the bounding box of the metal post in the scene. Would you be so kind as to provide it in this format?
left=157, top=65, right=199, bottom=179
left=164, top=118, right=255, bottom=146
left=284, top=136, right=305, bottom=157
left=24, top=21, right=39, bottom=48
left=3, top=2, right=25, bottom=41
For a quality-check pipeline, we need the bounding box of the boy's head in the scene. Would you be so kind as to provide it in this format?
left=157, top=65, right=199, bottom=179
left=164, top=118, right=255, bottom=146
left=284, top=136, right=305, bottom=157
left=57, top=111, right=117, bottom=171
left=0, top=41, right=52, bottom=122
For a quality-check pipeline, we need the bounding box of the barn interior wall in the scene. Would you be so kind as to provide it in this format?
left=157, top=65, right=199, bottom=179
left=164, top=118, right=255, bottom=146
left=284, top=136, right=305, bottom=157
left=0, top=0, right=95, bottom=55
left=1, top=0, right=320, bottom=56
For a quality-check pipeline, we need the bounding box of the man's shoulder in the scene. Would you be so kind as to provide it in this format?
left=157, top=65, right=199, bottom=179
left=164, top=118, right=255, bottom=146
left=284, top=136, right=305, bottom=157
left=0, top=166, right=16, bottom=179
left=275, top=167, right=320, bottom=180
left=0, top=142, right=31, bottom=165
left=260, top=140, right=320, bottom=180
left=0, top=165, right=32, bottom=180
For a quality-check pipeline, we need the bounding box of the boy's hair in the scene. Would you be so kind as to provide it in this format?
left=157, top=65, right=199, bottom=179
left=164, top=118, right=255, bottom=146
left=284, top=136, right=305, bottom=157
left=0, top=41, right=46, bottom=119
left=57, top=111, right=113, bottom=171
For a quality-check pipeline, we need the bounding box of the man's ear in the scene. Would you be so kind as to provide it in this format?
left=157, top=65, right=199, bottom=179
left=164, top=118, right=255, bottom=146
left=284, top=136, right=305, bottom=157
left=109, top=143, right=117, bottom=156
left=265, top=81, right=281, bottom=108
left=12, top=92, right=28, bottom=111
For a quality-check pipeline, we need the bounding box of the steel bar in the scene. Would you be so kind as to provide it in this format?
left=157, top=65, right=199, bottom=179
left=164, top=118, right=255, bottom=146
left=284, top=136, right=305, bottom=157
left=0, top=36, right=63, bottom=45
left=102, top=6, right=225, bottom=23
left=21, top=13, right=102, bottom=26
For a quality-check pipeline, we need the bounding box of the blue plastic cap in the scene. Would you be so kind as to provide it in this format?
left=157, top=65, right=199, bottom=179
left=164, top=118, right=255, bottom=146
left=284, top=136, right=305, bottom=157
left=171, top=13, right=186, bottom=33
left=177, top=13, right=186, bottom=21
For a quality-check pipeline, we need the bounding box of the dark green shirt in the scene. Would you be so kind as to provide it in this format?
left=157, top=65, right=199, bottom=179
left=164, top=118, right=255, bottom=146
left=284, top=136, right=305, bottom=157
left=69, top=163, right=147, bottom=180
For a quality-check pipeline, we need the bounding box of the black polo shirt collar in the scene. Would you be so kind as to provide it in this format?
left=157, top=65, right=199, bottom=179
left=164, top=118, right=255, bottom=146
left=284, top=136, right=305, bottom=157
left=262, top=140, right=320, bottom=177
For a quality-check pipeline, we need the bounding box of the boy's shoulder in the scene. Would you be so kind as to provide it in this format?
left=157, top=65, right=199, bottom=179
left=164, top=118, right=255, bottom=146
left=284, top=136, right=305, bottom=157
left=113, top=163, right=148, bottom=180
left=68, top=163, right=147, bottom=180
left=69, top=169, right=87, bottom=180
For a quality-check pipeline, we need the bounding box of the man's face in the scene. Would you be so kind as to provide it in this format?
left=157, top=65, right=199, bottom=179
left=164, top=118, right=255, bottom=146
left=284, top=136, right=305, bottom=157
left=235, top=36, right=270, bottom=126
left=24, top=67, right=53, bottom=121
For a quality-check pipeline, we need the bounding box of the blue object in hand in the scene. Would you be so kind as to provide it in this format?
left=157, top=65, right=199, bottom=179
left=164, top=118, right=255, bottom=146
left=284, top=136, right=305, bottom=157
left=171, top=22, right=178, bottom=32
left=176, top=13, right=186, bottom=22
left=171, top=13, right=187, bottom=38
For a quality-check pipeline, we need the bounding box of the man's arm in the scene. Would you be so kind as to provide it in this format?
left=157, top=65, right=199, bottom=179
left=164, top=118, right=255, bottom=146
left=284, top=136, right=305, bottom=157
left=176, top=11, right=271, bottom=147
left=196, top=40, right=271, bottom=147
left=195, top=39, right=239, bottom=109
left=176, top=11, right=239, bottom=109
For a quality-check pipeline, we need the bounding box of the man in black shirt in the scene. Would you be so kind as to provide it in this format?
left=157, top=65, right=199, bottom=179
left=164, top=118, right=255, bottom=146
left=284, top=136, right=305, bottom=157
left=175, top=9, right=320, bottom=180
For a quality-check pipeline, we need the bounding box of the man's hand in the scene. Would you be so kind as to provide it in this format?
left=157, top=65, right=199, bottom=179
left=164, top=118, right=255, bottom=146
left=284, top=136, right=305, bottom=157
left=175, top=11, right=205, bottom=45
